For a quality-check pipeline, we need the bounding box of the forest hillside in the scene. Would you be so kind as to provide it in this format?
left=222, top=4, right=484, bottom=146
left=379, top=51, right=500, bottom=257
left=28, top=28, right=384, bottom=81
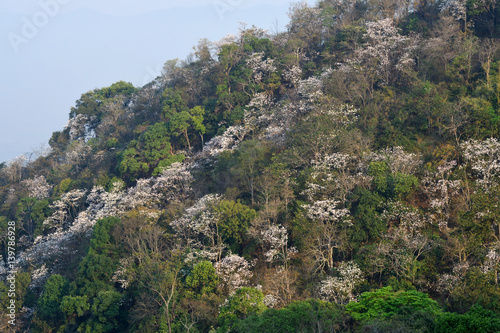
left=1, top=0, right=500, bottom=332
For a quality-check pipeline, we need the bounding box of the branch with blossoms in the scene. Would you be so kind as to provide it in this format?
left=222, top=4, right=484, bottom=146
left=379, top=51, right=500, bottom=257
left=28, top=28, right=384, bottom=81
left=319, top=261, right=363, bottom=305
left=461, top=138, right=500, bottom=191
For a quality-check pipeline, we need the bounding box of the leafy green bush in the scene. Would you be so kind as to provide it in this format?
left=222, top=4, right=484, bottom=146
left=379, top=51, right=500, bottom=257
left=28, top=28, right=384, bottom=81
left=345, top=287, right=441, bottom=321
left=217, top=287, right=267, bottom=332
left=234, top=299, right=351, bottom=333
left=184, top=261, right=219, bottom=299
left=436, top=306, right=500, bottom=333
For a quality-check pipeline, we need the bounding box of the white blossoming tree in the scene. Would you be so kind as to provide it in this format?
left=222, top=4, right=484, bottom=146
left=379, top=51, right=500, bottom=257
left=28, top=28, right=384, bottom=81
left=171, top=194, right=226, bottom=262
left=214, top=254, right=253, bottom=295
left=152, top=162, right=193, bottom=203
left=22, top=175, right=52, bottom=200
left=1, top=154, right=28, bottom=183
left=304, top=151, right=367, bottom=203
left=303, top=199, right=352, bottom=271
left=260, top=223, right=299, bottom=305
left=377, top=202, right=432, bottom=283
left=421, top=160, right=461, bottom=231
left=341, top=18, right=418, bottom=86
left=43, top=189, right=87, bottom=229
left=319, top=261, right=363, bottom=304
left=461, top=138, right=500, bottom=191
left=439, top=0, right=467, bottom=22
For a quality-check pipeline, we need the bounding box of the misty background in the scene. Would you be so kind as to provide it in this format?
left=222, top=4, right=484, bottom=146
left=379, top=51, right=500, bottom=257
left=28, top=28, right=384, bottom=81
left=0, top=0, right=302, bottom=163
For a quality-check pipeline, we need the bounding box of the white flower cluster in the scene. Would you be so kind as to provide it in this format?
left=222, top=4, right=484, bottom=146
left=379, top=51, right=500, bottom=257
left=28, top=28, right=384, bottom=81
left=84, top=162, right=192, bottom=222
left=44, top=189, right=87, bottom=228
left=282, top=65, right=302, bottom=86
left=171, top=194, right=227, bottom=260
left=22, top=175, right=52, bottom=200
left=152, top=162, right=194, bottom=202
left=25, top=162, right=194, bottom=265
left=263, top=294, right=279, bottom=308
left=298, top=76, right=324, bottom=101
left=214, top=33, right=238, bottom=48
left=323, top=104, right=359, bottom=125
left=378, top=202, right=432, bottom=280
left=422, top=160, right=461, bottom=231
left=171, top=194, right=221, bottom=237
left=247, top=93, right=273, bottom=111
left=202, top=125, right=248, bottom=157
left=341, top=18, right=418, bottom=85
left=245, top=93, right=274, bottom=132
left=24, top=228, right=79, bottom=265
left=245, top=97, right=301, bottom=145
left=1, top=154, right=28, bottom=183
left=30, top=264, right=49, bottom=289
left=85, top=186, right=127, bottom=221
left=367, top=146, right=422, bottom=175
left=305, top=152, right=370, bottom=202
left=461, top=138, right=500, bottom=190
left=303, top=198, right=353, bottom=272
left=436, top=261, right=469, bottom=294
left=112, top=258, right=132, bottom=289
left=481, top=246, right=500, bottom=274
left=303, top=199, right=351, bottom=225
left=261, top=224, right=297, bottom=263
left=246, top=52, right=277, bottom=84
left=64, top=140, right=91, bottom=166
left=439, top=0, right=466, bottom=21
left=319, top=261, right=363, bottom=304
left=215, top=254, right=253, bottom=294
left=64, top=114, right=96, bottom=141
left=313, top=152, right=357, bottom=171
left=263, top=125, right=287, bottom=144
left=383, top=201, right=428, bottom=236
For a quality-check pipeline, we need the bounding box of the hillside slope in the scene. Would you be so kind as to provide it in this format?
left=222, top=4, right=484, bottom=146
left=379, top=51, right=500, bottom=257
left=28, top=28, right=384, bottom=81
left=1, top=1, right=500, bottom=332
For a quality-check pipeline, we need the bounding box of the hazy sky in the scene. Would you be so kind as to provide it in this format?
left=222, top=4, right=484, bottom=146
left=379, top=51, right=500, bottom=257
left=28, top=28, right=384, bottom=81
left=0, top=0, right=308, bottom=163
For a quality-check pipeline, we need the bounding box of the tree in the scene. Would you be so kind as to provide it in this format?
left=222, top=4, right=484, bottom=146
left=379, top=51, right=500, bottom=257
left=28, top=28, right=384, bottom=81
left=43, top=189, right=86, bottom=230
left=232, top=140, right=271, bottom=205
left=233, top=299, right=349, bottom=333
left=319, top=261, right=364, bottom=304
left=286, top=2, right=324, bottom=61
left=436, top=305, right=500, bottom=333
left=367, top=147, right=421, bottom=199
left=36, top=274, right=69, bottom=325
left=171, top=194, right=225, bottom=261
left=349, top=187, right=386, bottom=247
left=256, top=160, right=295, bottom=217
left=217, top=287, right=267, bottom=332
left=341, top=18, right=418, bottom=87
left=304, top=151, right=365, bottom=203
left=118, top=122, right=184, bottom=181
left=260, top=223, right=299, bottom=306
left=169, top=110, right=193, bottom=150
left=215, top=254, right=253, bottom=295
left=214, top=200, right=257, bottom=253
left=191, top=105, right=206, bottom=148
left=0, top=272, right=31, bottom=330
left=122, top=222, right=183, bottom=333
left=16, top=197, right=49, bottom=241
left=376, top=202, right=432, bottom=284
left=303, top=199, right=352, bottom=271
left=345, top=286, right=442, bottom=321
left=67, top=81, right=136, bottom=146
left=184, top=261, right=219, bottom=299
left=461, top=138, right=500, bottom=190
left=51, top=217, right=126, bottom=332
left=21, top=175, right=52, bottom=200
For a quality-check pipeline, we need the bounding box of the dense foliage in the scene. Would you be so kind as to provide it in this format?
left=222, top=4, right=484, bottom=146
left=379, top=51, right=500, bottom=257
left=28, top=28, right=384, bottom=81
left=2, top=0, right=500, bottom=331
